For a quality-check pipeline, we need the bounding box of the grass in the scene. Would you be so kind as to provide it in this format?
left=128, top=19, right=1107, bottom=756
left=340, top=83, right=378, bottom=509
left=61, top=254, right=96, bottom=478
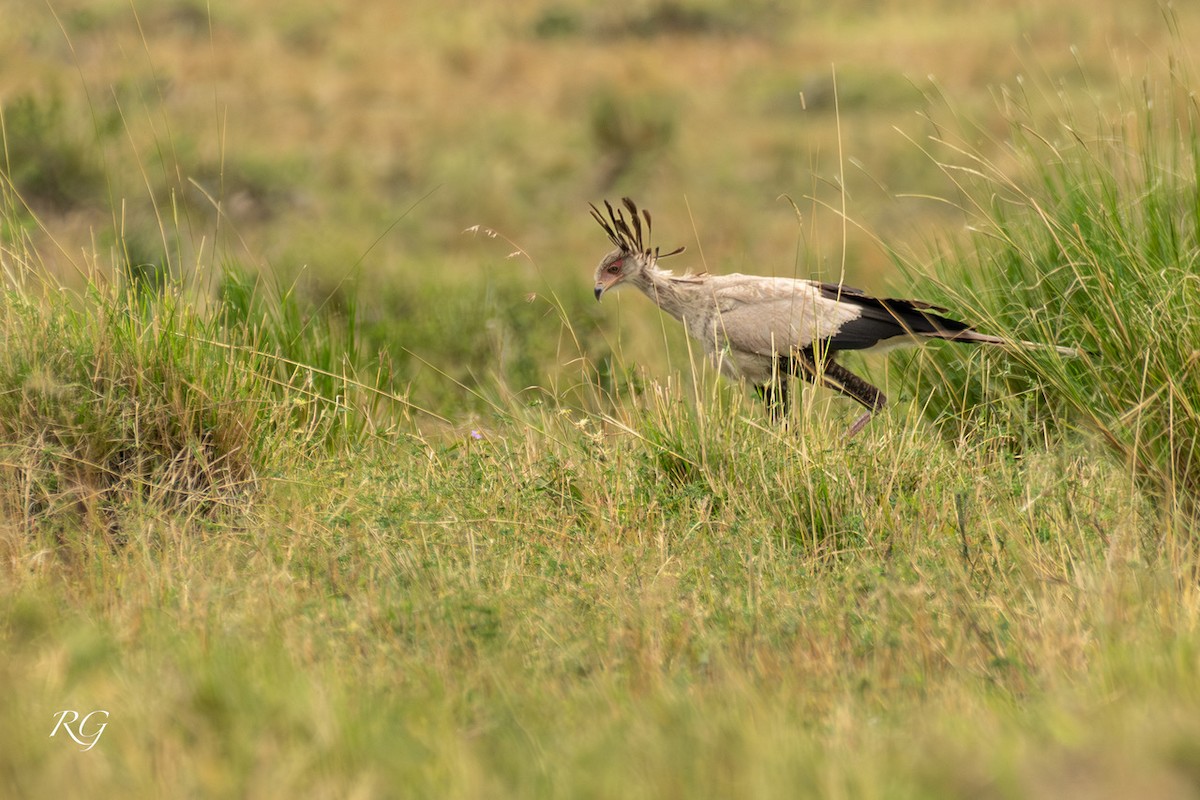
left=891, top=56, right=1200, bottom=514
left=4, top=1, right=1200, bottom=797
left=4, top=391, right=1194, bottom=796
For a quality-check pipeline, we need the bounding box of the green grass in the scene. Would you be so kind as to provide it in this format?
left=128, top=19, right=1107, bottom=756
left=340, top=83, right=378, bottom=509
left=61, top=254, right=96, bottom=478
left=4, top=2, right=1200, bottom=798
left=891, top=60, right=1200, bottom=514
left=3, top=385, right=1194, bottom=796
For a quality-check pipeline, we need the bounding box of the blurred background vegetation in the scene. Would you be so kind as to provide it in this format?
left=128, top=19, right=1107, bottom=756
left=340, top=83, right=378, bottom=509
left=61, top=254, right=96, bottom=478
left=4, top=0, right=1196, bottom=420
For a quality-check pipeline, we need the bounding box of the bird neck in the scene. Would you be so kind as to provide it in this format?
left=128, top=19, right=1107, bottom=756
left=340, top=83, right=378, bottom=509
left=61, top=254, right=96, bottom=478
left=632, top=265, right=691, bottom=321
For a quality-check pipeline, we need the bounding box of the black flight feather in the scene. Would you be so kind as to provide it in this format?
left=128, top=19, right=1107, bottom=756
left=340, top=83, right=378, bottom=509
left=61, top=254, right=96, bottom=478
left=818, top=282, right=974, bottom=351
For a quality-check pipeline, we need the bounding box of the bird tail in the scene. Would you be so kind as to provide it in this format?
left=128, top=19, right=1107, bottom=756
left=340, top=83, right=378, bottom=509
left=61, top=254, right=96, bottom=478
left=931, top=328, right=1085, bottom=358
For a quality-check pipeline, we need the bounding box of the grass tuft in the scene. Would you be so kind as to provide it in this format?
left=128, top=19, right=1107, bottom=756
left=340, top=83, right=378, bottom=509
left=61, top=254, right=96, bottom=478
left=0, top=282, right=268, bottom=530
left=895, top=63, right=1200, bottom=515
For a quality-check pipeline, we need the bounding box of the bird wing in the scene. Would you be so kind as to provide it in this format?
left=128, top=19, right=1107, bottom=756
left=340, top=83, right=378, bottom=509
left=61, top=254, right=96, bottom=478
left=703, top=275, right=976, bottom=356
left=813, top=282, right=974, bottom=349
left=703, top=276, right=863, bottom=356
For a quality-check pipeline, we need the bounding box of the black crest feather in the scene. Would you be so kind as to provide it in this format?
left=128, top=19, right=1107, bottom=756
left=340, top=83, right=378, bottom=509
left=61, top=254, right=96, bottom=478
left=590, top=197, right=684, bottom=260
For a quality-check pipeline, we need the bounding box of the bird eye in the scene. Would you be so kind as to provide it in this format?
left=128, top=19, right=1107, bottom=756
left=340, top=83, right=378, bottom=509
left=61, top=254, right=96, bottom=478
left=608, top=261, right=622, bottom=273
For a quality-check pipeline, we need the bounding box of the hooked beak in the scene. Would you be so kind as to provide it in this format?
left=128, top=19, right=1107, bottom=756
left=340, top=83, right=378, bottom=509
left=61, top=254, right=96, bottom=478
left=594, top=272, right=621, bottom=302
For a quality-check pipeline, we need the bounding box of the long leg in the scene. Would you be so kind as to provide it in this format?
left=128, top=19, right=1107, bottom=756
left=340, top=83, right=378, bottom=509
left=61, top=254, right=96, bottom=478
left=754, top=356, right=792, bottom=423
left=823, top=360, right=887, bottom=437
left=791, top=350, right=887, bottom=438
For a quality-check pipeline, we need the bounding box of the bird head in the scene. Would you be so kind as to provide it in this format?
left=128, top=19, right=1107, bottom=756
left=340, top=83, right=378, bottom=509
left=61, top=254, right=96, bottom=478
left=590, top=197, right=684, bottom=301
left=592, top=248, right=644, bottom=301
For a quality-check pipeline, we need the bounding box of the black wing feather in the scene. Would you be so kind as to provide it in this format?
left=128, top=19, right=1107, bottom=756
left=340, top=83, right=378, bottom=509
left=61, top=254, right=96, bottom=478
left=817, top=283, right=974, bottom=351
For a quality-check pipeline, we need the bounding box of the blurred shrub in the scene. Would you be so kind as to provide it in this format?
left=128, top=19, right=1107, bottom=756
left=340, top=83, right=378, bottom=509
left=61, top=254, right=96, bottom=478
left=609, top=1, right=738, bottom=37
left=532, top=6, right=583, bottom=38
left=796, top=68, right=925, bottom=113
left=0, top=91, right=111, bottom=211
left=588, top=87, right=678, bottom=189
left=185, top=151, right=310, bottom=223
left=535, top=1, right=788, bottom=39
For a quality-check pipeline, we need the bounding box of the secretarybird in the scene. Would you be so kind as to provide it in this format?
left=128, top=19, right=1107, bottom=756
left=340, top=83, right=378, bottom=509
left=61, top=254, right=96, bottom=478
left=590, top=198, right=1081, bottom=437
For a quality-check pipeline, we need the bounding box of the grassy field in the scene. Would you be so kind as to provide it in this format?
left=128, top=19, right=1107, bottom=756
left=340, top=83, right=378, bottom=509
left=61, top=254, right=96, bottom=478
left=4, top=1, right=1200, bottom=797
